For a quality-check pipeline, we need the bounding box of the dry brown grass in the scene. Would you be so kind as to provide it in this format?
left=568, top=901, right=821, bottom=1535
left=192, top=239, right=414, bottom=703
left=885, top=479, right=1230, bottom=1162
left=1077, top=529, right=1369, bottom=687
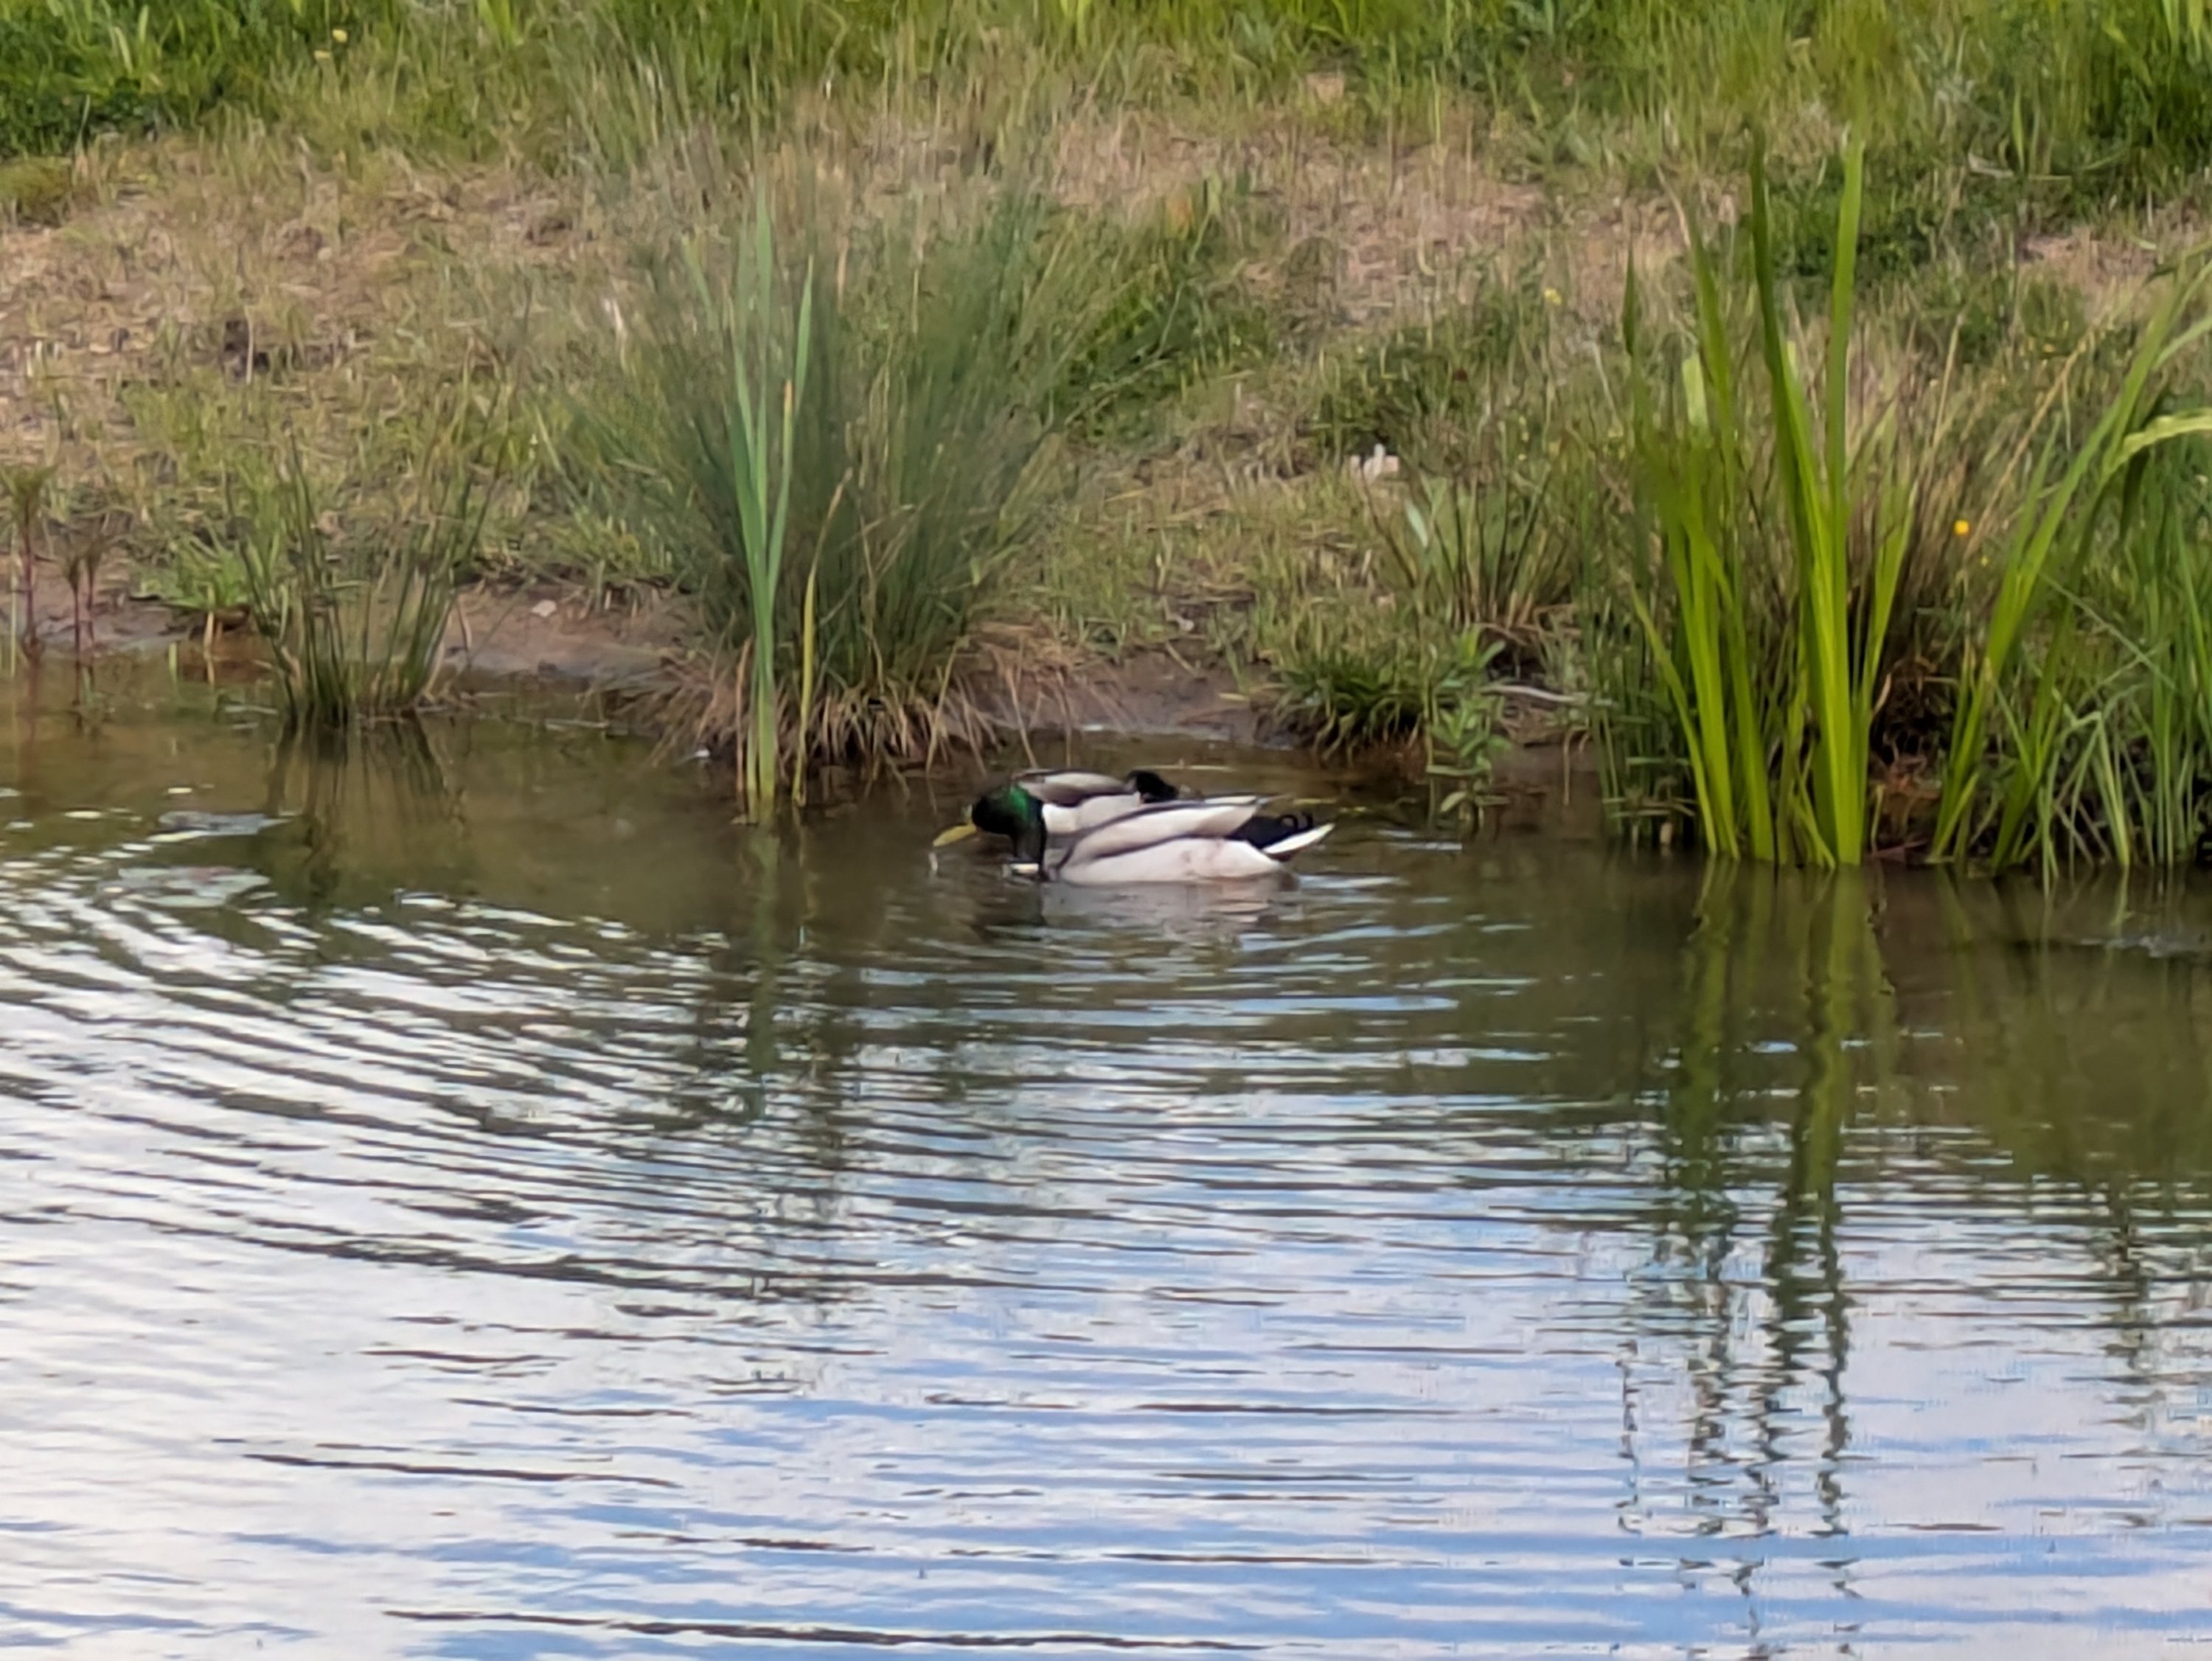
left=0, top=137, right=585, bottom=539
left=0, top=107, right=1590, bottom=490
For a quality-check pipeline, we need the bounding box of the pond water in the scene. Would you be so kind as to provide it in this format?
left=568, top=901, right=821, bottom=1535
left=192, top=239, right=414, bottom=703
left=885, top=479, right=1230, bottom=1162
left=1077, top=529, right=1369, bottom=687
left=4, top=668, right=2212, bottom=1659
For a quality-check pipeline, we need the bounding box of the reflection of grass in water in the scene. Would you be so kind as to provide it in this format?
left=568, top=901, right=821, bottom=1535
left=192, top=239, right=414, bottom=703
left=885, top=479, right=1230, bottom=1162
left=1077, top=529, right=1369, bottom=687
left=255, top=722, right=465, bottom=910
left=1626, top=866, right=1890, bottom=1536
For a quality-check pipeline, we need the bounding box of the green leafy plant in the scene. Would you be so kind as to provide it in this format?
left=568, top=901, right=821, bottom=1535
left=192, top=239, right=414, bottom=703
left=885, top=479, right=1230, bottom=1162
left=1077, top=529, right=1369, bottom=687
left=1426, top=632, right=1512, bottom=829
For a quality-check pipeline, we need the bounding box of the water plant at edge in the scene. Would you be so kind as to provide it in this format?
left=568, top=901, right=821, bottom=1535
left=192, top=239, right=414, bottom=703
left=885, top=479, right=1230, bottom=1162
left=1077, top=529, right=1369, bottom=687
left=676, top=199, right=814, bottom=815
left=1426, top=631, right=1512, bottom=829
left=1625, top=135, right=1910, bottom=867
left=236, top=418, right=492, bottom=728
left=4, top=465, right=54, bottom=663
left=1931, top=253, right=2212, bottom=868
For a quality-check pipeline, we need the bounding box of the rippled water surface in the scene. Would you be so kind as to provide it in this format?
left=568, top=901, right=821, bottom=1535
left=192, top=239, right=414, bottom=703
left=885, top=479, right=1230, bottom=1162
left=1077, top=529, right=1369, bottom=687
left=5, top=678, right=2212, bottom=1658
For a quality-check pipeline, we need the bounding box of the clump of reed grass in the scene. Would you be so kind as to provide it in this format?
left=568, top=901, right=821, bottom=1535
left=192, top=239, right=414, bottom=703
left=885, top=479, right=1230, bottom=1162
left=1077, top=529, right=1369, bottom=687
left=1930, top=256, right=2212, bottom=870
left=232, top=408, right=493, bottom=728
left=1601, top=130, right=2212, bottom=872
left=613, top=178, right=1071, bottom=802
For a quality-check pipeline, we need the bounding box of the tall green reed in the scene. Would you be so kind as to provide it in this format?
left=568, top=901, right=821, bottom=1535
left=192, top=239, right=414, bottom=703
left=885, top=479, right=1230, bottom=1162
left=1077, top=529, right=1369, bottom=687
left=1624, top=137, right=1909, bottom=866
left=1750, top=136, right=1909, bottom=868
left=674, top=200, right=814, bottom=814
left=2108, top=449, right=2212, bottom=866
left=1623, top=229, right=1776, bottom=862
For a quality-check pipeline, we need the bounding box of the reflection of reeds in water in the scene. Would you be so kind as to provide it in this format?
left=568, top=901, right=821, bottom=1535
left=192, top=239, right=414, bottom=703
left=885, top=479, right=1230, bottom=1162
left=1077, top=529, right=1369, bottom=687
left=1619, top=866, right=1891, bottom=1546
left=1617, top=864, right=2212, bottom=1531
left=1919, top=871, right=2212, bottom=1178
left=668, top=825, right=858, bottom=1256
left=256, top=723, right=467, bottom=908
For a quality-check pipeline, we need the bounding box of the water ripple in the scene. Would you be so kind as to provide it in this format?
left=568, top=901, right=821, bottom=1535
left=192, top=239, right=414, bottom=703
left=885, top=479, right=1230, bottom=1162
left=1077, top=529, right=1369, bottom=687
left=1, top=727, right=2211, bottom=1657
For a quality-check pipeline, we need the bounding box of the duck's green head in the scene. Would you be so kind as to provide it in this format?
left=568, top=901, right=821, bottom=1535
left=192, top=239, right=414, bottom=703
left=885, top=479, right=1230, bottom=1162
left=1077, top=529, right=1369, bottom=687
left=932, top=783, right=1048, bottom=867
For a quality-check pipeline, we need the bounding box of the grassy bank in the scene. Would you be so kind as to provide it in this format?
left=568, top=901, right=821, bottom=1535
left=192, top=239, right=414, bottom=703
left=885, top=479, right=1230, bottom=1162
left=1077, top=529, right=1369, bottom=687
left=4, top=1, right=2212, bottom=857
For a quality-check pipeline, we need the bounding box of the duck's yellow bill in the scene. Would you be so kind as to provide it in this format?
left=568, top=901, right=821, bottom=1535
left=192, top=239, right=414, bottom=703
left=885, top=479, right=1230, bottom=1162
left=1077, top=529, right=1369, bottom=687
left=932, top=821, right=978, bottom=847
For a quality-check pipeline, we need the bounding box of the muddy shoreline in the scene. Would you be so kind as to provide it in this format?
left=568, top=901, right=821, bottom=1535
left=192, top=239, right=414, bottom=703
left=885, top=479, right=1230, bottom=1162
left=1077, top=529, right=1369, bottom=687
left=24, top=556, right=1596, bottom=835
left=33, top=559, right=1281, bottom=742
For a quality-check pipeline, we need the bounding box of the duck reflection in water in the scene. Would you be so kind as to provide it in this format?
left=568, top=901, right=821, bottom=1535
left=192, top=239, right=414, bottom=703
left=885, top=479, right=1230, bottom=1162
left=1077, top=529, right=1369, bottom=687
left=946, top=857, right=1293, bottom=950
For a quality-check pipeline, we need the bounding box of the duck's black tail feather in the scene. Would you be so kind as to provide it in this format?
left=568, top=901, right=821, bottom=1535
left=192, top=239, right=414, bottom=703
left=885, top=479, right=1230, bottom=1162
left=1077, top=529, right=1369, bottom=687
left=1233, top=810, right=1333, bottom=859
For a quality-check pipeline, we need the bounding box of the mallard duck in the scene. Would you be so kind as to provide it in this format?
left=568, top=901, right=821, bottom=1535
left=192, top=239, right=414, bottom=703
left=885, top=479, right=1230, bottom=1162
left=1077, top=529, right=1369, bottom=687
left=1001, top=791, right=1333, bottom=885
left=934, top=768, right=1186, bottom=847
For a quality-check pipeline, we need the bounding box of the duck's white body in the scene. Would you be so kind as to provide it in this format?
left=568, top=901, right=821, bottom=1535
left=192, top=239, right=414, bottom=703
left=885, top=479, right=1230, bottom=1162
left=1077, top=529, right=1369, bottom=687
left=1042, top=798, right=1333, bottom=887
left=1014, top=770, right=1264, bottom=838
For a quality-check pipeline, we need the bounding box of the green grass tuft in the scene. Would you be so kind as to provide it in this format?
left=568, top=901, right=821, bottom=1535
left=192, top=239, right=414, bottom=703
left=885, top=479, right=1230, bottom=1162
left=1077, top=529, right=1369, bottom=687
left=605, top=180, right=1078, bottom=788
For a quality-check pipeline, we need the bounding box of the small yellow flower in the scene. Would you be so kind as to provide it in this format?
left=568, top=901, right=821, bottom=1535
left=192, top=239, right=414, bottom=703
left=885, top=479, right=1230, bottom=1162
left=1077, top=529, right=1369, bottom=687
left=1952, top=518, right=1972, bottom=537
left=1543, top=285, right=1563, bottom=307
left=331, top=27, right=347, bottom=42
left=313, top=47, right=331, bottom=60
